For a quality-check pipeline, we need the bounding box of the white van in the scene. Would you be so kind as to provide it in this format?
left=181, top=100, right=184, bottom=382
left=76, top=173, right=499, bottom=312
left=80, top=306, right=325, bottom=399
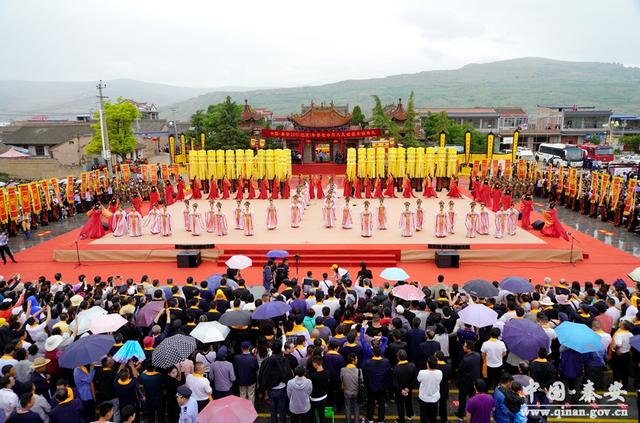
left=536, top=143, right=583, bottom=167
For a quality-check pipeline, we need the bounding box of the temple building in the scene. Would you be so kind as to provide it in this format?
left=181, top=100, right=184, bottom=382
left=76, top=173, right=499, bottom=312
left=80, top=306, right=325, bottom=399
left=239, top=99, right=268, bottom=134
left=286, top=101, right=356, bottom=163
left=385, top=98, right=407, bottom=127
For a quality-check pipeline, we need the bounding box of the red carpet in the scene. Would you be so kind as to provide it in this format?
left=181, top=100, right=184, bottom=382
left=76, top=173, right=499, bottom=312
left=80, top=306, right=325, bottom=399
left=292, top=163, right=346, bottom=175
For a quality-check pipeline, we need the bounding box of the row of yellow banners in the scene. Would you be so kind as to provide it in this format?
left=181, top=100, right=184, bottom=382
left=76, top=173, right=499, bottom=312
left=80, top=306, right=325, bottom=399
left=186, top=149, right=292, bottom=181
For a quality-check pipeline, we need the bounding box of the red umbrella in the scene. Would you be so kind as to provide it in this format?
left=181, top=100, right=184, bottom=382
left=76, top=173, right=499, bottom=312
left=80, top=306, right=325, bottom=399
left=595, top=313, right=613, bottom=334
left=199, top=395, right=257, bottom=423
left=135, top=301, right=165, bottom=327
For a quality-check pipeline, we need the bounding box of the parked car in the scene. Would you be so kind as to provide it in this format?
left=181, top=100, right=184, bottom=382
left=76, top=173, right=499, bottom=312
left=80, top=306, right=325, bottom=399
left=620, top=155, right=640, bottom=164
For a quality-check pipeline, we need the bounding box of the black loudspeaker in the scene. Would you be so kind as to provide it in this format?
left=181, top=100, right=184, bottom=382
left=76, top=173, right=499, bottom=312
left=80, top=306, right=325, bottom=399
left=532, top=220, right=544, bottom=230
left=435, top=251, right=460, bottom=268
left=177, top=250, right=202, bottom=268
left=428, top=244, right=470, bottom=250
left=174, top=243, right=215, bottom=250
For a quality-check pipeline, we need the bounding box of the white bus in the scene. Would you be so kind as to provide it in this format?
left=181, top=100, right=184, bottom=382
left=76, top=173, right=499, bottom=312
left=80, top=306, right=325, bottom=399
left=535, top=143, right=583, bottom=167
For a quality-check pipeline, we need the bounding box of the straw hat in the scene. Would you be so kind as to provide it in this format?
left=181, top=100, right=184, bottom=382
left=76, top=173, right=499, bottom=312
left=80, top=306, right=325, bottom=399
left=539, top=297, right=554, bottom=307
left=44, top=335, right=63, bottom=352
left=30, top=357, right=50, bottom=369
left=70, top=295, right=83, bottom=307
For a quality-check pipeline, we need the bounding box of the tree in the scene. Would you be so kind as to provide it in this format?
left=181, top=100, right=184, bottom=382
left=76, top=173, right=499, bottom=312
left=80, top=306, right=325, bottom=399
left=589, top=134, right=602, bottom=145
left=351, top=105, right=366, bottom=128
left=421, top=111, right=486, bottom=151
left=189, top=96, right=250, bottom=150
left=85, top=97, right=141, bottom=160
left=401, top=91, right=421, bottom=147
left=621, top=135, right=640, bottom=152
left=369, top=95, right=400, bottom=140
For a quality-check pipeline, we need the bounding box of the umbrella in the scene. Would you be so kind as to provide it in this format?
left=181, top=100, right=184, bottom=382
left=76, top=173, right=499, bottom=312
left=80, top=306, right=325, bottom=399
left=218, top=310, right=252, bottom=327
left=89, top=313, right=127, bottom=334
left=595, top=313, right=613, bottom=334
left=252, top=301, right=291, bottom=320
left=225, top=255, right=252, bottom=270
left=59, top=334, right=114, bottom=368
left=266, top=249, right=289, bottom=259
left=152, top=334, right=197, bottom=369
left=135, top=301, right=165, bottom=327
left=190, top=321, right=230, bottom=343
left=629, top=267, right=640, bottom=282
left=199, top=395, right=257, bottom=423
left=458, top=304, right=498, bottom=328
left=112, top=340, right=145, bottom=363
left=463, top=279, right=499, bottom=298
left=630, top=335, right=640, bottom=353
left=502, top=318, right=549, bottom=360
left=392, top=285, right=425, bottom=301
left=380, top=267, right=410, bottom=281
left=205, top=275, right=239, bottom=291
left=555, top=322, right=601, bottom=353
left=499, top=276, right=534, bottom=294
left=71, top=306, right=108, bottom=334
left=337, top=268, right=348, bottom=277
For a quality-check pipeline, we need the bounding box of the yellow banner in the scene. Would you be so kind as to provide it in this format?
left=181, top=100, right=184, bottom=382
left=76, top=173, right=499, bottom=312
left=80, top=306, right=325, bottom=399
left=464, top=131, right=471, bottom=164
left=66, top=176, right=74, bottom=202
left=29, top=182, right=42, bottom=214
left=7, top=186, right=19, bottom=221
left=624, top=179, right=637, bottom=216
left=439, top=132, right=446, bottom=148
left=487, top=133, right=495, bottom=162
left=599, top=173, right=610, bottom=206
left=50, top=178, right=60, bottom=202
left=590, top=172, right=599, bottom=204
left=511, top=130, right=519, bottom=162
left=611, top=176, right=623, bottom=211
left=557, top=165, right=564, bottom=194
left=0, top=189, right=7, bottom=224
left=19, top=184, right=31, bottom=214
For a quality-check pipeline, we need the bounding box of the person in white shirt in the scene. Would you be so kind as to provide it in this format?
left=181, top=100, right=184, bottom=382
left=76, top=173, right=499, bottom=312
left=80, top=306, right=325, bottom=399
left=185, top=362, right=212, bottom=411
left=612, top=321, right=633, bottom=388
left=591, top=320, right=612, bottom=354
left=195, top=347, right=216, bottom=381
left=0, top=376, right=19, bottom=419
left=537, top=314, right=557, bottom=351
left=319, top=276, right=333, bottom=295
left=604, top=298, right=621, bottom=327
left=480, top=327, right=507, bottom=388
left=417, top=357, right=442, bottom=423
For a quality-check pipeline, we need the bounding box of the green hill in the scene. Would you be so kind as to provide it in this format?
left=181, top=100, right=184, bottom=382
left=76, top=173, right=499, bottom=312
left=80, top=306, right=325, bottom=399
left=164, top=57, right=640, bottom=118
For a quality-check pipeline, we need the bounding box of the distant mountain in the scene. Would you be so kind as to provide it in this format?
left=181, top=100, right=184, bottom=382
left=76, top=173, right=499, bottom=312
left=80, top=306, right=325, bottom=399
left=164, top=58, right=640, bottom=119
left=0, top=79, right=261, bottom=120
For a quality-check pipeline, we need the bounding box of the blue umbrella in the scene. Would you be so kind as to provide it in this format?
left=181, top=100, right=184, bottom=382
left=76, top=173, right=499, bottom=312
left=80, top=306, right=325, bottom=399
left=502, top=318, right=549, bottom=360
left=380, top=267, right=410, bottom=281
left=630, top=335, right=640, bottom=353
left=266, top=249, right=289, bottom=259
left=59, top=334, right=114, bottom=368
left=499, top=276, right=533, bottom=294
left=206, top=274, right=239, bottom=291
left=555, top=322, right=601, bottom=353
left=112, top=340, right=145, bottom=363
left=252, top=301, right=291, bottom=320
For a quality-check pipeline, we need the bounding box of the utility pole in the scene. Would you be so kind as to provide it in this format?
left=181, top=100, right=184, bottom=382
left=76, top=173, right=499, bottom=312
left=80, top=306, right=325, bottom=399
left=96, top=80, right=113, bottom=174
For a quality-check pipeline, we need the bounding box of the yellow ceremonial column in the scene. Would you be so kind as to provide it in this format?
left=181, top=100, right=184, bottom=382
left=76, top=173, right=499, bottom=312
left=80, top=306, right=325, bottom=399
left=265, top=149, right=275, bottom=180
left=197, top=150, right=207, bottom=180
left=256, top=150, right=266, bottom=179
left=446, top=147, right=458, bottom=177
left=245, top=149, right=254, bottom=179
left=439, top=131, right=446, bottom=148
left=415, top=147, right=425, bottom=178
left=274, top=149, right=284, bottom=180
left=397, top=147, right=406, bottom=177
left=207, top=150, right=217, bottom=179
left=436, top=146, right=446, bottom=177
left=225, top=150, right=236, bottom=180
left=235, top=149, right=245, bottom=180
left=284, top=148, right=292, bottom=178
left=216, top=150, right=225, bottom=179
left=406, top=147, right=416, bottom=178
left=357, top=147, right=367, bottom=178
left=188, top=150, right=198, bottom=180
left=375, top=147, right=385, bottom=177
left=366, top=148, right=375, bottom=178
left=387, top=147, right=397, bottom=177
left=464, top=131, right=472, bottom=165
left=346, top=148, right=357, bottom=181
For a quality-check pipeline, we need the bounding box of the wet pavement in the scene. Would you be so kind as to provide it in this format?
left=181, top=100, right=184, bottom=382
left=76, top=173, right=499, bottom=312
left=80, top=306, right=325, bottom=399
left=7, top=213, right=87, bottom=253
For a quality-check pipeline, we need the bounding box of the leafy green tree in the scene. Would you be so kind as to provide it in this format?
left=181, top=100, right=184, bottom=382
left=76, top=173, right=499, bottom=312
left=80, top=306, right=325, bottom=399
left=189, top=96, right=250, bottom=150
left=621, top=135, right=640, bottom=152
left=421, top=111, right=487, bottom=151
left=370, top=95, right=400, bottom=141
left=401, top=91, right=421, bottom=147
left=85, top=97, right=141, bottom=160
left=351, top=105, right=366, bottom=128
left=589, top=134, right=601, bottom=145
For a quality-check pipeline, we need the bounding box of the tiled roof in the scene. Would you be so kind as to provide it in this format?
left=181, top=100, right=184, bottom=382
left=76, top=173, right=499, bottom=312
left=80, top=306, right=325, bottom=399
left=0, top=122, right=93, bottom=146
left=290, top=101, right=352, bottom=128
left=241, top=99, right=262, bottom=122
left=416, top=107, right=498, bottom=116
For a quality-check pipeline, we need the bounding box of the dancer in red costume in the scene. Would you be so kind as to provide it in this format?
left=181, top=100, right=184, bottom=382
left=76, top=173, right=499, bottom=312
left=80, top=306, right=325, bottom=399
left=490, top=183, right=502, bottom=212
left=373, top=177, right=383, bottom=199
left=309, top=175, right=316, bottom=200
left=175, top=177, right=185, bottom=201
left=480, top=179, right=492, bottom=208
left=541, top=202, right=569, bottom=241
left=131, top=192, right=143, bottom=214
left=164, top=180, right=175, bottom=205
left=234, top=178, right=244, bottom=200
left=221, top=176, right=231, bottom=199
left=79, top=204, right=111, bottom=239
left=423, top=177, right=437, bottom=198
left=282, top=176, right=291, bottom=199
left=191, top=177, right=202, bottom=200
left=149, top=185, right=160, bottom=206
left=107, top=198, right=118, bottom=229
left=384, top=175, right=397, bottom=198
left=402, top=176, right=415, bottom=198
left=247, top=176, right=257, bottom=200
left=259, top=178, right=269, bottom=200
left=343, top=178, right=351, bottom=198
left=207, top=177, right=219, bottom=200
left=316, top=175, right=324, bottom=199
left=353, top=177, right=362, bottom=199
left=501, top=188, right=513, bottom=210
left=364, top=177, right=372, bottom=199
left=272, top=176, right=280, bottom=199
left=472, top=177, right=482, bottom=202
left=447, top=176, right=462, bottom=199
left=520, top=194, right=534, bottom=229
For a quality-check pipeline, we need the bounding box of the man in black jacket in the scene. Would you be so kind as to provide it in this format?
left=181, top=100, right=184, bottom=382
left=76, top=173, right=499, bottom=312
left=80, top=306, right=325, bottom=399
left=434, top=351, right=451, bottom=423
left=392, top=349, right=417, bottom=423
left=417, top=331, right=441, bottom=370
left=455, top=340, right=482, bottom=420
left=385, top=330, right=407, bottom=366
left=258, top=341, right=293, bottom=423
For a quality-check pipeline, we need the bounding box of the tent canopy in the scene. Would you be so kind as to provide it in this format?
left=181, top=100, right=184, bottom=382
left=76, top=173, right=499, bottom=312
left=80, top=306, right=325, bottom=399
left=0, top=148, right=29, bottom=158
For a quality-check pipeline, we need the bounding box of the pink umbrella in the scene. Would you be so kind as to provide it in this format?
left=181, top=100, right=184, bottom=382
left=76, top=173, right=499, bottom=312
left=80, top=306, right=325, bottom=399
left=391, top=284, right=425, bottom=301
left=89, top=313, right=128, bottom=334
left=595, top=313, right=613, bottom=334
left=135, top=301, right=165, bottom=327
left=199, top=395, right=257, bottom=423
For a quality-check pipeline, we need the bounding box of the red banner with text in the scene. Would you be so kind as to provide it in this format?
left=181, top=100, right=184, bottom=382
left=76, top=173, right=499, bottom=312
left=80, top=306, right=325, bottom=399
left=261, top=128, right=381, bottom=139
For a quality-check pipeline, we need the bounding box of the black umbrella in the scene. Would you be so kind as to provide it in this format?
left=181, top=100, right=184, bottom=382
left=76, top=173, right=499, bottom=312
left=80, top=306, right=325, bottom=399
left=463, top=279, right=499, bottom=298
left=152, top=334, right=197, bottom=369
left=218, top=310, right=252, bottom=327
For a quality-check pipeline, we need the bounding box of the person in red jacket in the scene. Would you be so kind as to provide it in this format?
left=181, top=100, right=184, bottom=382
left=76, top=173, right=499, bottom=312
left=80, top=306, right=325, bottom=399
left=247, top=176, right=257, bottom=199
left=272, top=176, right=280, bottom=199
left=176, top=177, right=185, bottom=201
left=447, top=176, right=462, bottom=199
left=221, top=176, right=231, bottom=199
left=282, top=176, right=291, bottom=199
left=520, top=194, right=534, bottom=229
left=353, top=177, right=362, bottom=199
left=343, top=178, right=351, bottom=198
left=384, top=175, right=397, bottom=198
left=207, top=177, right=219, bottom=200
left=423, top=177, right=437, bottom=198
left=402, top=176, right=415, bottom=198
left=364, top=177, right=372, bottom=199
left=373, top=177, right=383, bottom=199
left=149, top=185, right=160, bottom=205
left=490, top=183, right=502, bottom=212
left=235, top=178, right=244, bottom=200
left=259, top=178, right=269, bottom=200
left=164, top=180, right=175, bottom=205
left=191, top=177, right=202, bottom=200
left=316, top=175, right=324, bottom=199
left=131, top=191, right=143, bottom=214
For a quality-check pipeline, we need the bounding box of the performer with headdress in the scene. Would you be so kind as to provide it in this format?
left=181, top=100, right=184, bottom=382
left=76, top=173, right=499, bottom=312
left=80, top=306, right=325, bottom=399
left=376, top=197, right=387, bottom=230
left=434, top=201, right=448, bottom=238
left=266, top=198, right=278, bottom=230
left=399, top=201, right=416, bottom=237
left=520, top=194, right=534, bottom=229
left=79, top=203, right=112, bottom=239
left=111, top=205, right=128, bottom=237
left=447, top=200, right=456, bottom=234
left=506, top=204, right=518, bottom=236
left=290, top=195, right=303, bottom=228
left=322, top=197, right=336, bottom=228
left=214, top=202, right=228, bottom=236
left=342, top=197, right=353, bottom=229
left=205, top=200, right=216, bottom=233
left=183, top=200, right=191, bottom=232
left=143, top=203, right=160, bottom=234
left=423, top=177, right=438, bottom=198
left=494, top=204, right=507, bottom=239
left=127, top=207, right=143, bottom=237
left=189, top=203, right=205, bottom=236
left=234, top=200, right=243, bottom=230
left=360, top=200, right=374, bottom=237
left=415, top=199, right=424, bottom=231
left=465, top=202, right=480, bottom=238
left=541, top=201, right=569, bottom=241
left=158, top=203, right=172, bottom=236
left=447, top=176, right=462, bottom=199
left=478, top=203, right=490, bottom=235
left=242, top=201, right=255, bottom=236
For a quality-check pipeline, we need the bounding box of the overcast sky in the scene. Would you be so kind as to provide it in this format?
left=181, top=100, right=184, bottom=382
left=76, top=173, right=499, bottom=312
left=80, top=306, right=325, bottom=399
left=1, top=0, right=639, bottom=88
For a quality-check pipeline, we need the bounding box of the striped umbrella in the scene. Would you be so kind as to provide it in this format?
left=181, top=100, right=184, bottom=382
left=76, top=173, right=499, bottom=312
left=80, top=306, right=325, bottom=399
left=152, top=334, right=197, bottom=369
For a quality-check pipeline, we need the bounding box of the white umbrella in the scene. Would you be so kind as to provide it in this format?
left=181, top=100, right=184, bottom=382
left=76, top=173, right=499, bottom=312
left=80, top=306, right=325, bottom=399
left=380, top=267, right=410, bottom=281
left=71, top=306, right=108, bottom=334
left=629, top=267, right=640, bottom=282
left=190, top=321, right=230, bottom=343
left=225, top=255, right=252, bottom=270
left=89, top=313, right=128, bottom=334
left=337, top=268, right=348, bottom=277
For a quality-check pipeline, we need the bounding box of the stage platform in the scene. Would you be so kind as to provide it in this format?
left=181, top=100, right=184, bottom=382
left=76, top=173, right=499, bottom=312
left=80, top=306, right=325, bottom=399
left=292, top=163, right=346, bottom=175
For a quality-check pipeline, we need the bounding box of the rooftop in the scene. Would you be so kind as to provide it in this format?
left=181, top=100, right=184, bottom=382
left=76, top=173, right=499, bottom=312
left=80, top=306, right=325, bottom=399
left=0, top=121, right=93, bottom=146
left=289, top=101, right=352, bottom=129
left=416, top=107, right=498, bottom=117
